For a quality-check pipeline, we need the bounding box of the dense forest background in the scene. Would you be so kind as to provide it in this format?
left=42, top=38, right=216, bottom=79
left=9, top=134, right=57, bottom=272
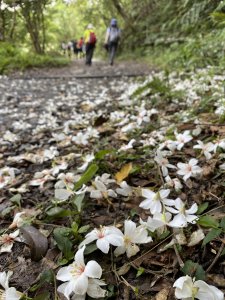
left=1, top=0, right=225, bottom=73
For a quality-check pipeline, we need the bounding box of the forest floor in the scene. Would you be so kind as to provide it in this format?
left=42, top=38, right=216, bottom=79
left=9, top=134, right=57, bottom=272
left=0, top=59, right=225, bottom=300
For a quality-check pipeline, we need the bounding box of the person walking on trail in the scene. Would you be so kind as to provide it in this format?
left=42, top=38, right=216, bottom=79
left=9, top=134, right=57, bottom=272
left=67, top=40, right=73, bottom=58
left=77, top=37, right=85, bottom=59
left=84, top=24, right=97, bottom=66
left=104, top=18, right=121, bottom=66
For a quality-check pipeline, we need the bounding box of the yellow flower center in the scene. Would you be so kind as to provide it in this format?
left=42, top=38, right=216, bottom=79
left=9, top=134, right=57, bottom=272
left=70, top=263, right=85, bottom=276
left=124, top=236, right=131, bottom=245
left=192, top=286, right=199, bottom=298
left=153, top=192, right=161, bottom=202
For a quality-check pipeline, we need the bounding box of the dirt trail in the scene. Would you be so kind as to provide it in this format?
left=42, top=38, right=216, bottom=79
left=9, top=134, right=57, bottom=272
left=10, top=59, right=152, bottom=78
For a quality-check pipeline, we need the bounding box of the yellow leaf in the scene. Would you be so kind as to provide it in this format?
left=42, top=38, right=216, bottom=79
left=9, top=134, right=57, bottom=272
left=115, top=163, right=132, bottom=183
left=155, top=288, right=169, bottom=300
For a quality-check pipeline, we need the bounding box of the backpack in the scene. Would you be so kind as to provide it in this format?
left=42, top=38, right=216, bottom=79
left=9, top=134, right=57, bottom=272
left=89, top=32, right=97, bottom=45
left=109, top=27, right=120, bottom=43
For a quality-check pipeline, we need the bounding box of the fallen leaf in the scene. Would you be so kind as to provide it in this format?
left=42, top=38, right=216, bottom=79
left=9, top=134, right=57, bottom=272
left=117, top=264, right=131, bottom=276
left=115, top=163, right=133, bottom=183
left=155, top=288, right=169, bottom=300
left=20, top=225, right=48, bottom=261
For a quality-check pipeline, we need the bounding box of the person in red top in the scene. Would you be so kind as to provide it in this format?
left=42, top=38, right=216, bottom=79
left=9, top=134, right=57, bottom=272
left=76, top=37, right=84, bottom=59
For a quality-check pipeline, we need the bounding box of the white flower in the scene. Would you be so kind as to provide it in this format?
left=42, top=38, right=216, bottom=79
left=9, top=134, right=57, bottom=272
left=166, top=198, right=198, bottom=228
left=173, top=275, right=224, bottom=300
left=56, top=246, right=106, bottom=299
left=9, top=212, right=26, bottom=229
left=116, top=181, right=133, bottom=197
left=121, top=122, right=137, bottom=133
left=55, top=173, right=78, bottom=189
left=89, top=179, right=117, bottom=199
left=54, top=188, right=74, bottom=202
left=119, top=139, right=136, bottom=151
left=78, top=153, right=95, bottom=172
left=3, top=131, right=18, bottom=142
left=0, top=167, right=16, bottom=188
left=175, top=130, right=193, bottom=150
left=29, top=171, right=54, bottom=188
left=159, top=140, right=178, bottom=151
left=86, top=127, right=99, bottom=138
left=114, top=220, right=152, bottom=258
left=72, top=132, right=89, bottom=145
left=140, top=189, right=174, bottom=214
left=213, top=139, right=225, bottom=153
left=154, top=150, right=176, bottom=176
left=187, top=229, right=205, bottom=247
left=43, top=146, right=59, bottom=160
left=177, top=159, right=202, bottom=181
left=0, top=271, right=22, bottom=300
left=79, top=226, right=123, bottom=254
left=51, top=162, right=68, bottom=176
left=95, top=173, right=115, bottom=185
left=140, top=212, right=172, bottom=233
left=193, top=141, right=214, bottom=160
left=165, top=175, right=183, bottom=191
left=0, top=230, right=21, bottom=253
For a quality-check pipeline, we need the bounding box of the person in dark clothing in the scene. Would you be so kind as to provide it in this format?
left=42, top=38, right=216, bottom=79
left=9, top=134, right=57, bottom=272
left=104, top=19, right=121, bottom=66
left=84, top=24, right=97, bottom=66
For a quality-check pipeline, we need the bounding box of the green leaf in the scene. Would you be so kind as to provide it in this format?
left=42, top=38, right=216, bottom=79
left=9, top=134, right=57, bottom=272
left=130, top=208, right=138, bottom=217
left=33, top=292, right=50, bottom=300
left=84, top=244, right=98, bottom=255
left=220, top=216, right=225, bottom=230
left=74, top=163, right=99, bottom=191
left=78, top=225, right=90, bottom=234
left=136, top=267, right=145, bottom=278
left=46, top=207, right=72, bottom=219
left=159, top=230, right=170, bottom=240
left=95, top=149, right=113, bottom=160
left=30, top=270, right=54, bottom=292
left=10, top=194, right=21, bottom=207
left=202, top=228, right=222, bottom=246
left=197, top=215, right=219, bottom=229
left=182, top=260, right=205, bottom=280
left=53, top=228, right=74, bottom=260
left=221, top=248, right=225, bottom=256
left=72, top=193, right=85, bottom=212
left=197, top=202, right=209, bottom=214
left=71, top=222, right=79, bottom=234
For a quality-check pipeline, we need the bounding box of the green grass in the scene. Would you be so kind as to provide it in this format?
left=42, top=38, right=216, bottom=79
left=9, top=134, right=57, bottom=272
left=0, top=42, right=69, bottom=74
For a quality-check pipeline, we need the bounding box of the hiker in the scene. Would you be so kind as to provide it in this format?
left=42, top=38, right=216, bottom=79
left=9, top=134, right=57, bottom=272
left=72, top=39, right=79, bottom=58
left=61, top=41, right=67, bottom=55
left=77, top=37, right=85, bottom=59
left=84, top=24, right=97, bottom=66
left=67, top=40, right=73, bottom=58
left=104, top=18, right=121, bottom=66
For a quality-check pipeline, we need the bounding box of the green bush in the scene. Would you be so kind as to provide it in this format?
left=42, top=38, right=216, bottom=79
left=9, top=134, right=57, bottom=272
left=0, top=42, right=69, bottom=74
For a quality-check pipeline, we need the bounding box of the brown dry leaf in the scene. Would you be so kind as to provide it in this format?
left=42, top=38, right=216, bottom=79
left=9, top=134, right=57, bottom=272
left=202, top=159, right=217, bottom=177
left=112, top=131, right=129, bottom=141
left=117, top=264, right=131, bottom=276
left=207, top=274, right=225, bottom=288
left=155, top=288, right=170, bottom=300
left=115, top=163, right=133, bottom=183
left=177, top=123, right=195, bottom=131
left=210, top=125, right=225, bottom=135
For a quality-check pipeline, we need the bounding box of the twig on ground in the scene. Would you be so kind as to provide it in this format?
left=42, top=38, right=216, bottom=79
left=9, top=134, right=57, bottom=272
left=173, top=245, right=184, bottom=268
left=206, top=241, right=225, bottom=273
